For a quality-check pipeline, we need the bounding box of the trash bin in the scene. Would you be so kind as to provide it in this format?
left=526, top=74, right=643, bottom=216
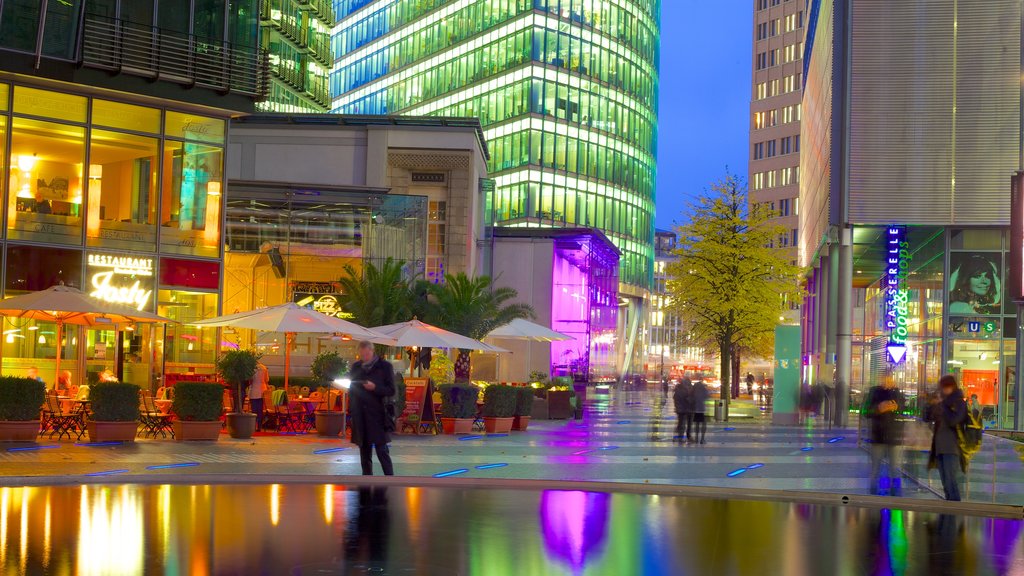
left=714, top=400, right=726, bottom=422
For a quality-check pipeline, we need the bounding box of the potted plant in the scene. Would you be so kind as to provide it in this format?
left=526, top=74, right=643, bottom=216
left=439, top=383, right=479, bottom=434
left=547, top=377, right=574, bottom=420
left=311, top=351, right=349, bottom=437
left=172, top=382, right=224, bottom=441
left=482, top=384, right=517, bottom=434
left=0, top=377, right=45, bottom=441
left=88, top=382, right=141, bottom=442
left=217, top=349, right=262, bottom=439
left=529, top=372, right=550, bottom=420
left=513, top=386, right=534, bottom=431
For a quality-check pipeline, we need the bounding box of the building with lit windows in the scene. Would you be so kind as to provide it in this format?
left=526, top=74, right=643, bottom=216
left=0, top=0, right=265, bottom=389
left=645, top=230, right=708, bottom=381
left=800, top=0, right=1023, bottom=428
left=258, top=0, right=334, bottom=112
left=330, top=0, right=660, bottom=378
left=750, top=0, right=802, bottom=295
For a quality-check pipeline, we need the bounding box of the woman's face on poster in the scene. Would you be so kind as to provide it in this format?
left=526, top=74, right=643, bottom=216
left=968, top=270, right=993, bottom=297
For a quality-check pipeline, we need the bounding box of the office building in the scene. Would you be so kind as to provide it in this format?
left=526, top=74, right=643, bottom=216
left=330, top=0, right=660, bottom=378
left=0, top=0, right=266, bottom=388
left=800, top=0, right=1022, bottom=428
left=258, top=0, right=334, bottom=112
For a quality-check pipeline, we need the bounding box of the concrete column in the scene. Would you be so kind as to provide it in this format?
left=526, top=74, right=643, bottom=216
left=816, top=254, right=830, bottom=382
left=827, top=242, right=840, bottom=359
left=835, top=227, right=853, bottom=427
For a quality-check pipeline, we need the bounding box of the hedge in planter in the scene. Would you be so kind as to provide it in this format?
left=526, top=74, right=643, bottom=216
left=88, top=382, right=141, bottom=442
left=0, top=376, right=45, bottom=421
left=0, top=377, right=45, bottom=441
left=482, top=385, right=517, bottom=434
left=439, top=383, right=479, bottom=434
left=173, top=382, right=225, bottom=441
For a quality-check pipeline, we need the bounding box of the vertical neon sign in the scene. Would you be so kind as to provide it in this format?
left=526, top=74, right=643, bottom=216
left=885, top=226, right=909, bottom=363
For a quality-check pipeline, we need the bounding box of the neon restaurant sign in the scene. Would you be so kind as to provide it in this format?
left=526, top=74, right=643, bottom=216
left=86, top=253, right=154, bottom=311
left=884, top=226, right=910, bottom=363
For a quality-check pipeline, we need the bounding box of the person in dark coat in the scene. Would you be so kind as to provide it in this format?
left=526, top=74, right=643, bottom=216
left=927, top=374, right=967, bottom=501
left=348, top=340, right=396, bottom=476
left=673, top=377, right=694, bottom=443
left=864, top=375, right=905, bottom=495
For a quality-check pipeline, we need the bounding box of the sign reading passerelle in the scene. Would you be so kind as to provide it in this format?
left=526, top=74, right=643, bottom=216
left=86, top=253, right=154, bottom=311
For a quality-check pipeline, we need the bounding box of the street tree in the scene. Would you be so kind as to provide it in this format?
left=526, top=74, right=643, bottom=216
left=666, top=174, right=803, bottom=414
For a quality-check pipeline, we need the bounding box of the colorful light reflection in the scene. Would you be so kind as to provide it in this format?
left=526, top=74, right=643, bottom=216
left=539, top=490, right=610, bottom=575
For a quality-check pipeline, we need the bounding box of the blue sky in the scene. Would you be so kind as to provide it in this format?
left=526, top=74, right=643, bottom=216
left=654, top=2, right=752, bottom=230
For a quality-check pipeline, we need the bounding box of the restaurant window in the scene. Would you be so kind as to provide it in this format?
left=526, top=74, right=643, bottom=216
left=91, top=99, right=161, bottom=134
left=12, top=85, right=87, bottom=123
left=87, top=130, right=159, bottom=251
left=158, top=290, right=219, bottom=376
left=2, top=245, right=83, bottom=385
left=7, top=117, right=86, bottom=245
left=160, top=141, right=224, bottom=258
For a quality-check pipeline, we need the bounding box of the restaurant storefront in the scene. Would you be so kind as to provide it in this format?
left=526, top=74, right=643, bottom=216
left=0, top=80, right=231, bottom=390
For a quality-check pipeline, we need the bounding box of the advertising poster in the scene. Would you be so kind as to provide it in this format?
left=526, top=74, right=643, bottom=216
left=948, top=253, right=1002, bottom=315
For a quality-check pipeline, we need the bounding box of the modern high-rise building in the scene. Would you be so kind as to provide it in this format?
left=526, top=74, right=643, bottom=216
left=799, top=0, right=1023, bottom=428
left=749, top=0, right=803, bottom=267
left=258, top=0, right=334, bottom=112
left=329, top=1, right=660, bottom=296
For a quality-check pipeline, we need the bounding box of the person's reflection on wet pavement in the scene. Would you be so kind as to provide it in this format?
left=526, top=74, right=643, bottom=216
left=345, top=486, right=390, bottom=570
left=927, top=514, right=962, bottom=576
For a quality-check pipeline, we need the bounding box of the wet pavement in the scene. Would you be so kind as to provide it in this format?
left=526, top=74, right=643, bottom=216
left=0, top=482, right=1020, bottom=576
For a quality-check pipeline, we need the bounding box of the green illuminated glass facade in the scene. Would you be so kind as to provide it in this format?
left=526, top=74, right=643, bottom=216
left=259, top=0, right=334, bottom=112
left=331, top=0, right=660, bottom=289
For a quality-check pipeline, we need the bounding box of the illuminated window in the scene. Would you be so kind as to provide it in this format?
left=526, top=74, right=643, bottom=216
left=86, top=130, right=159, bottom=251
left=159, top=141, right=224, bottom=259
left=756, top=83, right=767, bottom=100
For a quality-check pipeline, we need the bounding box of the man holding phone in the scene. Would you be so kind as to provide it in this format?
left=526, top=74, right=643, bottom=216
left=348, top=340, right=396, bottom=476
left=864, top=375, right=905, bottom=495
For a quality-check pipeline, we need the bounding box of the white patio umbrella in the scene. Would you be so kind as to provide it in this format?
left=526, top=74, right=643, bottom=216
left=0, top=284, right=173, bottom=384
left=191, top=302, right=392, bottom=390
left=486, top=319, right=572, bottom=382
left=486, top=318, right=573, bottom=342
left=372, top=318, right=506, bottom=352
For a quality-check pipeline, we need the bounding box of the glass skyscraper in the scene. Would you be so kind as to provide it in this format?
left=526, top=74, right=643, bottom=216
left=330, top=0, right=660, bottom=291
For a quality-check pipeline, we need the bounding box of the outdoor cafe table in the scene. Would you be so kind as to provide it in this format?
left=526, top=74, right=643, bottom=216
left=290, top=398, right=320, bottom=415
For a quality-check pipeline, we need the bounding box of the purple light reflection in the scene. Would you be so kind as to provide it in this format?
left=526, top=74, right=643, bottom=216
left=539, top=490, right=611, bottom=575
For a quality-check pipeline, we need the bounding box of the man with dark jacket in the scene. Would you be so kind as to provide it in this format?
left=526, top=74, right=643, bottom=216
left=348, top=340, right=396, bottom=476
left=673, top=378, right=694, bottom=443
left=864, top=376, right=905, bottom=495
left=928, top=375, right=968, bottom=501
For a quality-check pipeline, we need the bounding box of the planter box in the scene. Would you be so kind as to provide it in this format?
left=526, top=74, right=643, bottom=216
left=547, top=391, right=573, bottom=420
left=226, top=413, right=257, bottom=439
left=512, top=415, right=530, bottom=431
left=531, top=397, right=549, bottom=420
left=0, top=420, right=40, bottom=442
left=87, top=421, right=138, bottom=443
left=174, top=420, right=221, bottom=441
left=315, top=411, right=347, bottom=437
left=441, top=418, right=474, bottom=435
left=484, top=417, right=514, bottom=434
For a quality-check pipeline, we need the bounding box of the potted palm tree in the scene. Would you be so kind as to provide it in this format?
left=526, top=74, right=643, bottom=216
left=311, top=351, right=349, bottom=437
left=440, top=383, right=479, bottom=434
left=88, top=382, right=141, bottom=442
left=172, top=382, right=224, bottom=441
left=427, top=273, right=534, bottom=382
left=0, top=376, right=45, bottom=441
left=482, top=384, right=517, bottom=433
left=513, top=386, right=534, bottom=431
left=218, top=349, right=262, bottom=439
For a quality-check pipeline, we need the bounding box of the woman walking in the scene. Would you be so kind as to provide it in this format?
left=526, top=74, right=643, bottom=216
left=928, top=375, right=967, bottom=501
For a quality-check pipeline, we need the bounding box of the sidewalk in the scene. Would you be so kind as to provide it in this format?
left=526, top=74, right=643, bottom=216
left=0, top=391, right=948, bottom=499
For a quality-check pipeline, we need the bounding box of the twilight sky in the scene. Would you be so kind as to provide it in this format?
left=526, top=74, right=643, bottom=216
left=654, top=1, right=753, bottom=230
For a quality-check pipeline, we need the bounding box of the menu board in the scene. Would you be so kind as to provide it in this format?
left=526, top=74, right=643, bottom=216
left=401, top=378, right=435, bottom=434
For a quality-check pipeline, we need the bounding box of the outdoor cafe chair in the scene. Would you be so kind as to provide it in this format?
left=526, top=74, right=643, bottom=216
left=138, top=392, right=174, bottom=439
left=41, top=395, right=77, bottom=441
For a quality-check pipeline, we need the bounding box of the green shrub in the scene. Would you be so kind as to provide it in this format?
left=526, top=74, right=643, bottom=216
left=0, top=377, right=45, bottom=421
left=311, top=351, right=349, bottom=384
left=217, top=349, right=261, bottom=386
left=439, top=383, right=479, bottom=419
left=172, top=382, right=225, bottom=421
left=514, top=387, right=534, bottom=417
left=430, top=353, right=456, bottom=386
left=90, top=382, right=141, bottom=422
left=483, top=385, right=517, bottom=418
left=393, top=372, right=406, bottom=417
left=528, top=370, right=549, bottom=385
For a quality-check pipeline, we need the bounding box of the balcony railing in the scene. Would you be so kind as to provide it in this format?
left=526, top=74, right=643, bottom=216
left=80, top=15, right=269, bottom=100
